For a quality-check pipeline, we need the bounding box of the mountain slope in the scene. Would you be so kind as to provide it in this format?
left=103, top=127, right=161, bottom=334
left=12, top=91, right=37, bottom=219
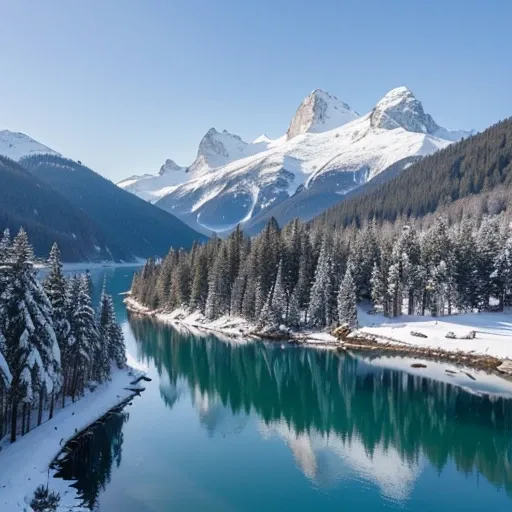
left=0, top=155, right=112, bottom=261
left=310, top=117, right=512, bottom=231
left=117, top=159, right=190, bottom=203
left=119, top=87, right=474, bottom=235
left=19, top=154, right=207, bottom=259
left=0, top=130, right=60, bottom=161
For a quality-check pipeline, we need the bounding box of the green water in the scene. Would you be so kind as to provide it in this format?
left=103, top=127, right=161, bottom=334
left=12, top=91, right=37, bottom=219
left=54, top=267, right=512, bottom=511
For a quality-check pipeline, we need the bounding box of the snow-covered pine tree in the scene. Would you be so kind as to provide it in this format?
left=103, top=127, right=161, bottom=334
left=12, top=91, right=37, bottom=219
left=2, top=229, right=61, bottom=442
left=97, top=282, right=114, bottom=381
left=287, top=287, right=301, bottom=329
left=295, top=233, right=314, bottom=324
left=453, top=218, right=478, bottom=312
left=349, top=221, right=380, bottom=301
left=98, top=282, right=126, bottom=370
left=272, top=260, right=287, bottom=325
left=205, top=246, right=230, bottom=320
left=230, top=273, right=246, bottom=317
left=337, top=266, right=358, bottom=329
left=70, top=274, right=100, bottom=398
left=420, top=218, right=454, bottom=316
left=190, top=251, right=209, bottom=312
left=370, top=262, right=386, bottom=313
left=307, top=239, right=334, bottom=328
left=0, top=228, right=11, bottom=261
left=44, top=243, right=72, bottom=417
left=156, top=249, right=176, bottom=308
left=257, top=286, right=279, bottom=331
left=492, top=222, right=512, bottom=309
left=475, top=216, right=501, bottom=311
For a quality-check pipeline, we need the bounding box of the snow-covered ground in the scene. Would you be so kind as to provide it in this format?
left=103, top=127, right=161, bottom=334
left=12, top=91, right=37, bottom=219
left=126, top=297, right=512, bottom=363
left=357, top=307, right=512, bottom=360
left=0, top=367, right=145, bottom=511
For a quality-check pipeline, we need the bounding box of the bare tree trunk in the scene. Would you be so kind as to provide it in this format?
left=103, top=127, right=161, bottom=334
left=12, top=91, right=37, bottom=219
left=10, top=401, right=18, bottom=443
left=26, top=404, right=31, bottom=433
left=62, top=374, right=67, bottom=408
left=21, top=403, right=27, bottom=436
left=408, top=289, right=414, bottom=315
left=49, top=391, right=55, bottom=420
left=38, top=389, right=44, bottom=426
left=0, top=390, right=3, bottom=439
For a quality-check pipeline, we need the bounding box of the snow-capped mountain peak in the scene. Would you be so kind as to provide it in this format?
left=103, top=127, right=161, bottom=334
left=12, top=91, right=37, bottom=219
left=118, top=85, right=475, bottom=236
left=159, top=159, right=183, bottom=175
left=370, top=86, right=440, bottom=134
left=253, top=134, right=273, bottom=144
left=287, top=89, right=360, bottom=140
left=189, top=127, right=269, bottom=176
left=0, top=130, right=60, bottom=161
left=370, top=87, right=475, bottom=141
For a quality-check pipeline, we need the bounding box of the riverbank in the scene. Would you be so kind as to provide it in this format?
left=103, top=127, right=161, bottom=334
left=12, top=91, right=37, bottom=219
left=125, top=296, right=512, bottom=375
left=0, top=367, right=146, bottom=511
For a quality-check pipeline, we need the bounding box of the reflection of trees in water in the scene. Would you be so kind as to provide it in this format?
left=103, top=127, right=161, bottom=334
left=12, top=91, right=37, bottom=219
left=131, top=317, right=512, bottom=496
left=54, top=409, right=129, bottom=509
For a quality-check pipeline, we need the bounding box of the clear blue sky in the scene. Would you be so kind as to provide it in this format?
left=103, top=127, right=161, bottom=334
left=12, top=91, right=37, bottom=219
left=0, top=0, right=510, bottom=182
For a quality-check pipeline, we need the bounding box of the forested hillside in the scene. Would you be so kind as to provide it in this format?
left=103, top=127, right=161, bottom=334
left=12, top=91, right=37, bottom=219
left=313, top=118, right=512, bottom=231
left=0, top=156, right=111, bottom=261
left=17, top=155, right=207, bottom=260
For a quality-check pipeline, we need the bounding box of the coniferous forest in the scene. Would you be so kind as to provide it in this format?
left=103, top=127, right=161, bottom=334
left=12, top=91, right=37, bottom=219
left=131, top=211, right=512, bottom=332
left=0, top=229, right=126, bottom=444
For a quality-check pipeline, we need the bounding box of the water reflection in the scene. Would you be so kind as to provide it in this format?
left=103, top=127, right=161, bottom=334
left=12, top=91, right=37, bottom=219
left=131, top=318, right=512, bottom=500
left=54, top=409, right=129, bottom=508
left=56, top=316, right=512, bottom=509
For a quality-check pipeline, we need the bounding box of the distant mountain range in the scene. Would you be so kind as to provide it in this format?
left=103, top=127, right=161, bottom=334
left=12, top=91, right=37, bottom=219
left=118, top=86, right=475, bottom=235
left=0, top=133, right=206, bottom=261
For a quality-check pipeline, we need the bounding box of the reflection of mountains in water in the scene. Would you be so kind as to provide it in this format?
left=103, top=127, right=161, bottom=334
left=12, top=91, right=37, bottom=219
left=131, top=317, right=512, bottom=498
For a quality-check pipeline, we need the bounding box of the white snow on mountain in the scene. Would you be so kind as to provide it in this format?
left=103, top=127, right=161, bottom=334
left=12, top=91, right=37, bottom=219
left=118, top=87, right=474, bottom=234
left=0, top=130, right=60, bottom=161
left=117, top=159, right=190, bottom=203
left=287, top=89, right=359, bottom=140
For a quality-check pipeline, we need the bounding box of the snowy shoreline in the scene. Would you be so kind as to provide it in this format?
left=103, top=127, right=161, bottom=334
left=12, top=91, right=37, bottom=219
left=0, top=366, right=147, bottom=511
left=124, top=296, right=512, bottom=374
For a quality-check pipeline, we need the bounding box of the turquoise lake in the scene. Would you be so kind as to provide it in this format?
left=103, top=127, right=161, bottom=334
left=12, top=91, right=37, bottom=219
left=54, top=267, right=512, bottom=511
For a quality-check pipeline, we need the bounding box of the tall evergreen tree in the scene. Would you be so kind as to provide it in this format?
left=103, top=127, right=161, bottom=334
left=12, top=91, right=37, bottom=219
left=307, top=239, right=334, bottom=328
left=337, top=266, right=358, bottom=329
left=2, top=229, right=61, bottom=442
left=44, top=243, right=72, bottom=416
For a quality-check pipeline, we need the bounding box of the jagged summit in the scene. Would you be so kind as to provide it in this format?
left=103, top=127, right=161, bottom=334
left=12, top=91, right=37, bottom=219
left=370, top=86, right=439, bottom=134
left=119, top=85, right=475, bottom=235
left=370, top=87, right=475, bottom=141
left=287, top=89, right=359, bottom=140
left=158, top=159, right=184, bottom=175
left=189, top=127, right=267, bottom=176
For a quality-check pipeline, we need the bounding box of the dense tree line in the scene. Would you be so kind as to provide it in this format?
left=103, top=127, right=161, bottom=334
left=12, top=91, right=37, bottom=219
left=131, top=211, right=512, bottom=331
left=0, top=229, right=126, bottom=443
left=313, top=117, right=512, bottom=232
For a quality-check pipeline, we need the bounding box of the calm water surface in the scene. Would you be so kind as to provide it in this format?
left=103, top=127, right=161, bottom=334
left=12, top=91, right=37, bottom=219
left=54, top=267, right=512, bottom=511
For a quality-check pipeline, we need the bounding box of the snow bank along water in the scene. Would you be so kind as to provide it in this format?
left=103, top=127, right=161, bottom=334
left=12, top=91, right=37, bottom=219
left=0, top=366, right=146, bottom=511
